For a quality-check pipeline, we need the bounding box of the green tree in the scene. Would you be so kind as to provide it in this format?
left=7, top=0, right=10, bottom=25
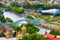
left=6, top=17, right=13, bottom=22
left=0, top=32, right=5, bottom=37
left=21, top=33, right=45, bottom=40
left=27, top=15, right=34, bottom=19
left=11, top=23, right=39, bottom=34
left=0, top=3, right=3, bottom=8
left=11, top=2, right=21, bottom=7
left=11, top=7, right=24, bottom=13
left=0, top=10, right=6, bottom=26
left=50, top=29, right=60, bottom=35
left=0, top=10, right=3, bottom=15
left=21, top=23, right=39, bottom=34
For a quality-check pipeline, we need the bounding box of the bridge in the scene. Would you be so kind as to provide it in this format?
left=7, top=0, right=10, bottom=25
left=12, top=18, right=44, bottom=25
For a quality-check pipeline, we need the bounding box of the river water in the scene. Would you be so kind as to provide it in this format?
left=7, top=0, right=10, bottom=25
left=3, top=12, right=50, bottom=34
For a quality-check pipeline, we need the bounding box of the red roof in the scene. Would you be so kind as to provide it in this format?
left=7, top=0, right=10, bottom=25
left=2, top=28, right=7, bottom=31
left=54, top=38, right=60, bottom=40
left=44, top=34, right=55, bottom=39
left=9, top=30, right=12, bottom=32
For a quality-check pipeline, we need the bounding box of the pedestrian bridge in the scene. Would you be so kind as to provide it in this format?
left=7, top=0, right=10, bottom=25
left=12, top=18, right=44, bottom=25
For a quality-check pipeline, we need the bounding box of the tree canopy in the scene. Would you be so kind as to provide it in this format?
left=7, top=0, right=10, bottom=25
left=50, top=29, right=60, bottom=35
left=11, top=23, right=39, bottom=34
left=21, top=33, right=45, bottom=40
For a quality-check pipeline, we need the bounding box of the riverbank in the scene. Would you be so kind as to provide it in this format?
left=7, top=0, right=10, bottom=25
left=40, top=22, right=60, bottom=30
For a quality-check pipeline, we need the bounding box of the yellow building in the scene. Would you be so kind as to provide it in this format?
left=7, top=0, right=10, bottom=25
left=22, top=25, right=26, bottom=35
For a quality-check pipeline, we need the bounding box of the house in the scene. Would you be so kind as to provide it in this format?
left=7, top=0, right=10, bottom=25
left=44, top=34, right=60, bottom=40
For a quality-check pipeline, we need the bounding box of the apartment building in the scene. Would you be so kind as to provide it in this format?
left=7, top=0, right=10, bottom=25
left=0, top=0, right=59, bottom=5
left=0, top=0, right=31, bottom=2
left=47, top=0, right=59, bottom=5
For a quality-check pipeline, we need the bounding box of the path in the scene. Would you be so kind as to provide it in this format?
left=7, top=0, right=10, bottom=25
left=0, top=37, right=16, bottom=40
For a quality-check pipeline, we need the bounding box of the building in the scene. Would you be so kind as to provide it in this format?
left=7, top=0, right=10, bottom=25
left=22, top=25, right=26, bottom=35
left=1, top=0, right=60, bottom=5
left=40, top=0, right=47, bottom=3
left=48, top=0, right=59, bottom=5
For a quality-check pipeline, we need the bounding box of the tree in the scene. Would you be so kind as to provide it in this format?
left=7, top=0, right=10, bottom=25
left=11, top=23, right=39, bottom=34
left=0, top=32, right=5, bottom=37
left=27, top=15, right=34, bottom=19
left=3, top=5, right=10, bottom=9
left=0, top=3, right=3, bottom=8
left=0, top=10, right=3, bottom=15
left=0, top=16, right=6, bottom=23
left=11, top=7, right=24, bottom=13
left=50, top=29, right=60, bottom=35
left=21, top=33, right=45, bottom=40
left=11, top=2, right=21, bottom=7
left=6, top=17, right=13, bottom=22
left=3, top=5, right=11, bottom=11
left=21, top=23, right=39, bottom=34
left=0, top=10, right=6, bottom=26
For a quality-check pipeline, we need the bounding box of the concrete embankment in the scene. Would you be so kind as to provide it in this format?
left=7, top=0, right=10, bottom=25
left=40, top=23, right=60, bottom=30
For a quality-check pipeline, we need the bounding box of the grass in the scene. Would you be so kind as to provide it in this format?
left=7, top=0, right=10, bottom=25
left=34, top=15, right=60, bottom=26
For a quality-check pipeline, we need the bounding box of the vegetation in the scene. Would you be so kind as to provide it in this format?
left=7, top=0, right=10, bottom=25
left=0, top=32, right=5, bottom=37
left=23, top=2, right=60, bottom=10
left=27, top=15, right=34, bottom=19
left=0, top=10, right=6, bottom=26
left=11, top=7, right=24, bottom=13
left=0, top=10, right=3, bottom=15
left=1, top=2, right=60, bottom=10
left=33, top=14, right=60, bottom=26
left=11, top=2, right=21, bottom=7
left=0, top=10, right=13, bottom=26
left=21, top=33, right=45, bottom=40
left=24, top=23, right=39, bottom=34
left=3, top=4, right=24, bottom=13
left=50, top=29, right=60, bottom=35
left=0, top=3, right=3, bottom=8
left=6, top=17, right=13, bottom=22
left=11, top=23, right=39, bottom=34
left=4, top=5, right=10, bottom=9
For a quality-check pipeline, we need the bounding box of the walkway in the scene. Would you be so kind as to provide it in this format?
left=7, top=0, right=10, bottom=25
left=12, top=18, right=43, bottom=25
left=0, top=37, right=16, bottom=40
left=3, top=12, right=25, bottom=22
